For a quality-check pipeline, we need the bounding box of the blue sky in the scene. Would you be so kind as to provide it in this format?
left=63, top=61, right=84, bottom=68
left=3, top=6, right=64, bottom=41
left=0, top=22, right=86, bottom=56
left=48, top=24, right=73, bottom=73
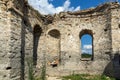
left=28, top=0, right=120, bottom=14
left=81, top=34, right=92, bottom=54
left=48, top=0, right=106, bottom=10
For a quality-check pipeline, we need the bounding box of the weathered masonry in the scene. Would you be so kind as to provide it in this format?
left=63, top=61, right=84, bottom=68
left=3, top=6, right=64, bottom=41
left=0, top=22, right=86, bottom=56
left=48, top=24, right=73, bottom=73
left=0, top=0, right=120, bottom=80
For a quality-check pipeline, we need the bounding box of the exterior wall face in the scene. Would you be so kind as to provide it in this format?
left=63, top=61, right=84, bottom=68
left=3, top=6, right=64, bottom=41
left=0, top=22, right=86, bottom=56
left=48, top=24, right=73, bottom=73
left=0, top=2, right=11, bottom=80
left=111, top=8, right=120, bottom=78
left=45, top=13, right=113, bottom=76
left=10, top=13, right=23, bottom=80
left=111, top=8, right=120, bottom=52
left=0, top=0, right=44, bottom=80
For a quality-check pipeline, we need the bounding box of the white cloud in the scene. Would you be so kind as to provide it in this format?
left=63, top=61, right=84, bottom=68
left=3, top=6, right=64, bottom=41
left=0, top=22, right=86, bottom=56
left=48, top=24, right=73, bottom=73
left=82, top=49, right=87, bottom=53
left=28, top=0, right=80, bottom=15
left=83, top=45, right=92, bottom=49
left=82, top=44, right=92, bottom=54
left=63, top=0, right=70, bottom=11
left=82, top=49, right=92, bottom=54
left=74, top=6, right=80, bottom=11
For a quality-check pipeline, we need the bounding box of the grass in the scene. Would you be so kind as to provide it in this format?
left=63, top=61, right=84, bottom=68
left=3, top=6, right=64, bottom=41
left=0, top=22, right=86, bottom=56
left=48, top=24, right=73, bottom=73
left=62, top=74, right=116, bottom=80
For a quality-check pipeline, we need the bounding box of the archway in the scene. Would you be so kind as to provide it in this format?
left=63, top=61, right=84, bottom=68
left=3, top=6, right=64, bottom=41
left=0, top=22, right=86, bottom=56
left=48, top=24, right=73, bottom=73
left=47, top=29, right=61, bottom=67
left=79, top=29, right=93, bottom=60
left=33, top=24, right=42, bottom=65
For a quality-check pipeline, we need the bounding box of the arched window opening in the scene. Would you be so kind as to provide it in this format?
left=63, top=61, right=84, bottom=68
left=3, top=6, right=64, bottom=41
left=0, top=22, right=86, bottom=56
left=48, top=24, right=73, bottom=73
left=33, top=24, right=42, bottom=65
left=47, top=29, right=61, bottom=67
left=79, top=29, right=93, bottom=60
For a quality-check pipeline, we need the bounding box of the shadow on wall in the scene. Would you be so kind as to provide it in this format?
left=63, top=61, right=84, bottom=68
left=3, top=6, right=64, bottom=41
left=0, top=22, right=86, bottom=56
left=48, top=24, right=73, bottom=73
left=20, top=1, right=33, bottom=80
left=9, top=0, right=32, bottom=80
left=103, top=53, right=120, bottom=79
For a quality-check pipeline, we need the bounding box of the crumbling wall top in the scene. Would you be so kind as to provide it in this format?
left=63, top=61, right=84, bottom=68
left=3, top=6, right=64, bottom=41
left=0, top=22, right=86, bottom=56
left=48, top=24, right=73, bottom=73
left=50, top=2, right=120, bottom=22
left=67, top=2, right=120, bottom=15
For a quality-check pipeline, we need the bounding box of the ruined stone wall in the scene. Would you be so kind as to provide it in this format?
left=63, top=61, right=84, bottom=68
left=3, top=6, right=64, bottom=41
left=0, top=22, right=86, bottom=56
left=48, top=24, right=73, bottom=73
left=0, top=0, right=120, bottom=80
left=9, top=2, right=46, bottom=80
left=41, top=3, right=120, bottom=79
left=0, top=1, right=12, bottom=80
left=27, top=7, right=46, bottom=77
left=8, top=1, right=28, bottom=79
left=111, top=4, right=120, bottom=54
left=0, top=0, right=45, bottom=80
left=110, top=3, right=120, bottom=78
left=44, top=9, right=113, bottom=76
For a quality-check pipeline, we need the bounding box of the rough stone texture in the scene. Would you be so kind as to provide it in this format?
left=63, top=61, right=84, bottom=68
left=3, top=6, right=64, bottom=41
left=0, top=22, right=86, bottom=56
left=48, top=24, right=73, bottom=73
left=0, top=1, right=12, bottom=80
left=0, top=0, right=120, bottom=80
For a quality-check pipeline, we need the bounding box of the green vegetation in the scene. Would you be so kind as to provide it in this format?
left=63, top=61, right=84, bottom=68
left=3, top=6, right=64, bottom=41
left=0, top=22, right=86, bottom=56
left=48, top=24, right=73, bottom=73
left=27, top=57, right=46, bottom=80
left=33, top=63, right=46, bottom=80
left=39, top=63, right=46, bottom=80
left=27, top=63, right=46, bottom=80
left=27, top=60, right=117, bottom=80
left=27, top=57, right=117, bottom=80
left=81, top=53, right=92, bottom=58
left=62, top=74, right=116, bottom=80
left=27, top=58, right=35, bottom=80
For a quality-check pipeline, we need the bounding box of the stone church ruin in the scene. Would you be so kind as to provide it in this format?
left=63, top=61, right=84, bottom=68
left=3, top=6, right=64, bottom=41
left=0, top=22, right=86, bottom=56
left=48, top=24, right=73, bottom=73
left=0, top=0, right=120, bottom=80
